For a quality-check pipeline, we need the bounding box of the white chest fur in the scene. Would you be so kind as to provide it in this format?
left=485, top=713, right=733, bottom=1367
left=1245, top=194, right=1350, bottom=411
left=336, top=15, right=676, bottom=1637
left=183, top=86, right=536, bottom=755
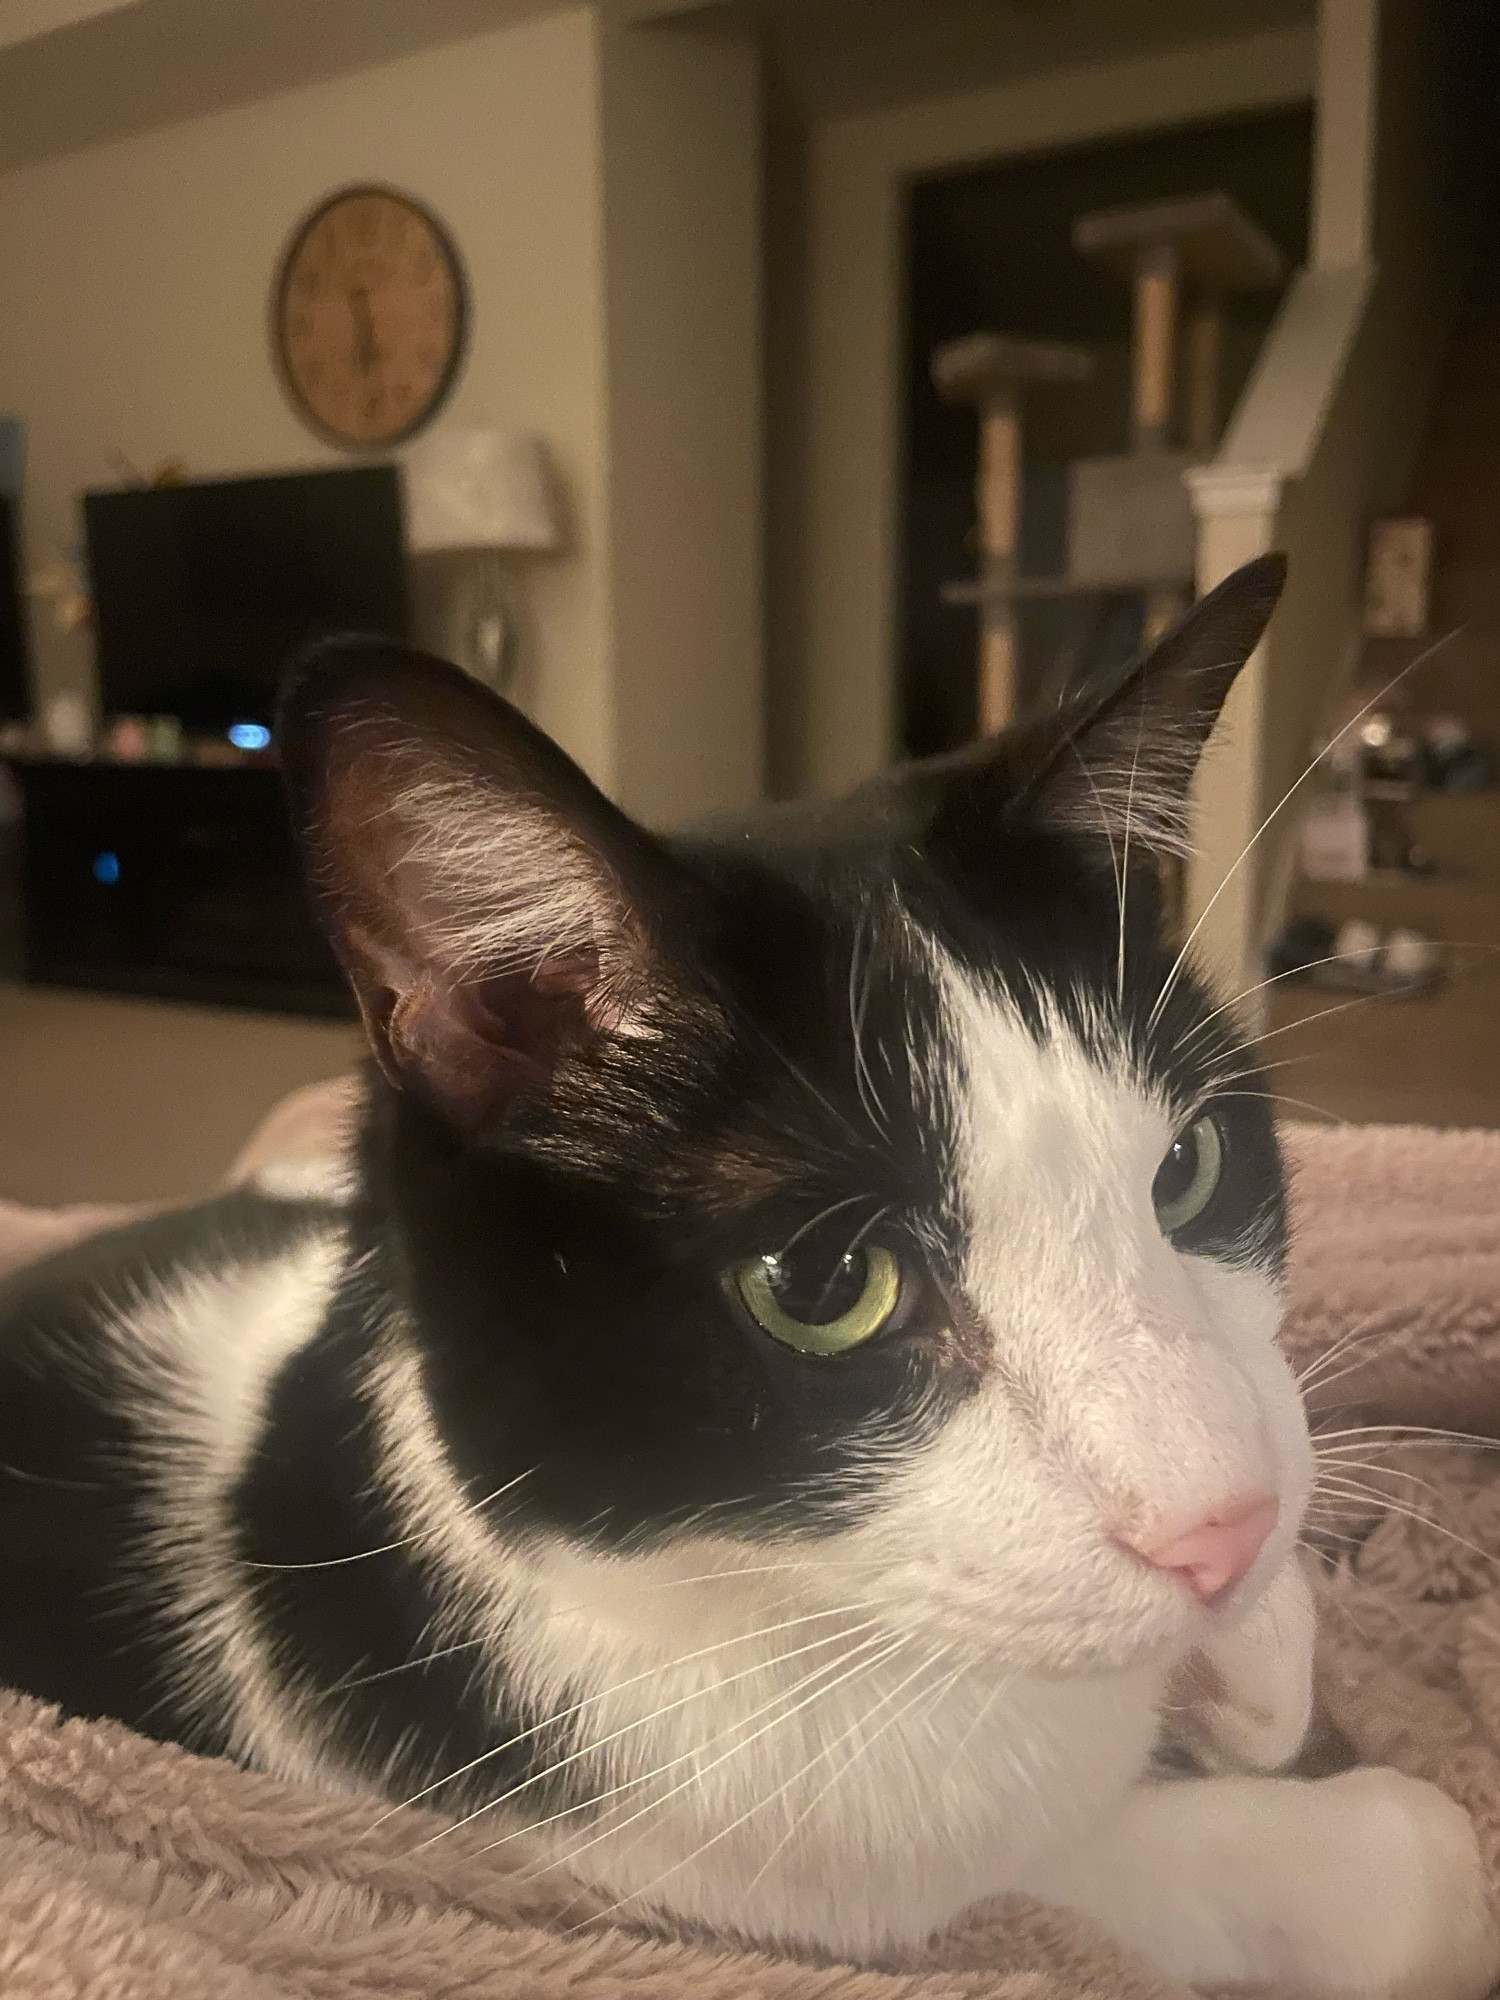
left=520, top=1622, right=1166, bottom=1956
left=362, top=1438, right=1172, bottom=1963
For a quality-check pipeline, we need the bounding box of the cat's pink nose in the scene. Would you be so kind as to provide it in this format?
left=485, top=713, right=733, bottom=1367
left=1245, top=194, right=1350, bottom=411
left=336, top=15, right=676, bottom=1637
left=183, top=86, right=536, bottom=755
left=1118, top=1493, right=1278, bottom=1605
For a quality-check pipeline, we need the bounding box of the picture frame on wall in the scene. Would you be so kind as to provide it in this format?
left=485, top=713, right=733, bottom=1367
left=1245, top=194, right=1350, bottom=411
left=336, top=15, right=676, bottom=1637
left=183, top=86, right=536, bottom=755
left=1364, top=516, right=1434, bottom=638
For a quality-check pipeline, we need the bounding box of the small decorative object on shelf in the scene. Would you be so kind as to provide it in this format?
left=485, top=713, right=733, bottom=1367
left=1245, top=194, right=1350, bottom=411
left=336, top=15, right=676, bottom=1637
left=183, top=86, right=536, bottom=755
left=1315, top=692, right=1494, bottom=799
left=105, top=715, right=149, bottom=762
left=1358, top=710, right=1422, bottom=785
left=1383, top=925, right=1442, bottom=981
left=27, top=551, right=91, bottom=636
left=1265, top=912, right=1446, bottom=999
left=1265, top=912, right=1337, bottom=979
left=1334, top=916, right=1382, bottom=971
left=41, top=689, right=92, bottom=756
left=144, top=715, right=186, bottom=763
left=1299, top=792, right=1369, bottom=883
left=1364, top=517, right=1433, bottom=637
left=1423, top=713, right=1496, bottom=793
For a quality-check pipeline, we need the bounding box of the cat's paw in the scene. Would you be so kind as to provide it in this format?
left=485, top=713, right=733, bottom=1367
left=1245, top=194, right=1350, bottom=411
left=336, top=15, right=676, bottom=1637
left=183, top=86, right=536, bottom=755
left=1274, top=1767, right=1500, bottom=2000
left=1174, top=1552, right=1314, bottom=1773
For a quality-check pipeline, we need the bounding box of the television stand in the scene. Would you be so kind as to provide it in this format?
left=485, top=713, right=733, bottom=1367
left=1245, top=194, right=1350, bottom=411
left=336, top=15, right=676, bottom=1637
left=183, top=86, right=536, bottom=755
left=3, top=753, right=354, bottom=1018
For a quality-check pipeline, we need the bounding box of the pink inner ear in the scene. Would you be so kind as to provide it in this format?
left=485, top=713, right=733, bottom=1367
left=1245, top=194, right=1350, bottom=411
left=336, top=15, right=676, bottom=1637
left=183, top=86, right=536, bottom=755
left=338, top=904, right=610, bottom=1131
left=297, top=691, right=665, bottom=1129
left=465, top=947, right=603, bottom=1060
left=388, top=946, right=605, bottom=1131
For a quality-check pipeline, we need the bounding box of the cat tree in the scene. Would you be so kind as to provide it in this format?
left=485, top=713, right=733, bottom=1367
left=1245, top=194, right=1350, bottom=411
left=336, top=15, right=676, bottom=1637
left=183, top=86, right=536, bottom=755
left=930, top=333, right=1092, bottom=736
left=938, top=190, right=1285, bottom=731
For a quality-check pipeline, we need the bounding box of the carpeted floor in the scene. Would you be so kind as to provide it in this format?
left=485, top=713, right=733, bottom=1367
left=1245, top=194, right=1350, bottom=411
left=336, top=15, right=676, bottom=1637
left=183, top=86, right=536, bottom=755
left=0, top=982, right=361, bottom=1206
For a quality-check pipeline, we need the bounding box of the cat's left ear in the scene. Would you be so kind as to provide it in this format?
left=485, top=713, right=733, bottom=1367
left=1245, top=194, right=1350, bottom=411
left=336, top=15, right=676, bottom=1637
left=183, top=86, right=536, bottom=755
left=934, top=552, right=1286, bottom=861
left=277, top=641, right=697, bottom=1133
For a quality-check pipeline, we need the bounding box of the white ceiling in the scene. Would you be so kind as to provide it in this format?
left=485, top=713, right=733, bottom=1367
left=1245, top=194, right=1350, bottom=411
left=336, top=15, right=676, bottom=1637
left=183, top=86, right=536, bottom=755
left=0, top=0, right=141, bottom=57
left=0, top=0, right=709, bottom=175
left=0, top=0, right=1313, bottom=177
left=700, top=0, right=1314, bottom=120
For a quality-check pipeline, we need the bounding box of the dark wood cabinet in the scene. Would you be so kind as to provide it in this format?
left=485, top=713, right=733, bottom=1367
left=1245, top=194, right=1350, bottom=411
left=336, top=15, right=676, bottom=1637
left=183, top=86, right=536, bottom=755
left=3, top=756, right=354, bottom=1018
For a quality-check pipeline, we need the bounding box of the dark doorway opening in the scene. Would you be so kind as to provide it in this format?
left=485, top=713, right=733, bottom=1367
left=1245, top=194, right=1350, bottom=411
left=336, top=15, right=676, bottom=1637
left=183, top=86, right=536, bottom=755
left=900, top=104, right=1313, bottom=759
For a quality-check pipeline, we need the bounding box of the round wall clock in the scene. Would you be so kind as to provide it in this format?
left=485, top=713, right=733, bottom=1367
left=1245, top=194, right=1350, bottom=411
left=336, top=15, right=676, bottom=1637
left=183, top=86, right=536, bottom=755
left=272, top=184, right=467, bottom=449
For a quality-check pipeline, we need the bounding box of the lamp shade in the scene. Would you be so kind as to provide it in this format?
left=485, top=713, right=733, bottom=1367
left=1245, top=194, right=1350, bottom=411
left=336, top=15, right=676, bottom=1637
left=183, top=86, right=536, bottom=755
left=406, top=428, right=562, bottom=554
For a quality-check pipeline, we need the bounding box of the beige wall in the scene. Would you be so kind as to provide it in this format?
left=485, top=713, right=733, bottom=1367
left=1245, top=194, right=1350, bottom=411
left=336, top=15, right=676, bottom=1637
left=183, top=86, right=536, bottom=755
left=0, top=7, right=613, bottom=775
left=599, top=18, right=763, bottom=823
left=0, top=4, right=765, bottom=822
left=792, top=23, right=1318, bottom=802
left=0, top=0, right=140, bottom=53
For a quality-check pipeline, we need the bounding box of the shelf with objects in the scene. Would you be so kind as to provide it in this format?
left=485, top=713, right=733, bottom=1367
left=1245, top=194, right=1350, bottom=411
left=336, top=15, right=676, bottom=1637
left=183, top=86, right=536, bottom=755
left=0, top=745, right=354, bottom=1018
left=1267, top=520, right=1498, bottom=1006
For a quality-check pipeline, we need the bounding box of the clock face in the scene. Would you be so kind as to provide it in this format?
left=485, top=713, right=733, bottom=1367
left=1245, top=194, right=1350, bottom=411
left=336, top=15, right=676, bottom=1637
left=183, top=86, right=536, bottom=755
left=273, top=186, right=467, bottom=449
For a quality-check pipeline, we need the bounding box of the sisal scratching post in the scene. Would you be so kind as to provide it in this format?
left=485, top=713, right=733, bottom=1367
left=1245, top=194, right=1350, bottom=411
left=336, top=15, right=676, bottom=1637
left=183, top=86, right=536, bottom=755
left=932, top=333, right=1092, bottom=735
left=1131, top=238, right=1178, bottom=456
left=1184, top=289, right=1226, bottom=456
left=1074, top=192, right=1286, bottom=643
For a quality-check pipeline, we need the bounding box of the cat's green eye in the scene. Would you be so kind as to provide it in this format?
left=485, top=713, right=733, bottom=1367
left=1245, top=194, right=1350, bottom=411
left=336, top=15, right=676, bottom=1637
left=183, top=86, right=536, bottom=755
left=1152, top=1114, right=1224, bottom=1236
left=733, top=1244, right=902, bottom=1356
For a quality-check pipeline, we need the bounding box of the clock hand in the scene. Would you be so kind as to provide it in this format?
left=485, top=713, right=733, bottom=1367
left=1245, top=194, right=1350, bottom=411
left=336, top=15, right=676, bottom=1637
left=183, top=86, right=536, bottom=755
left=348, top=286, right=380, bottom=375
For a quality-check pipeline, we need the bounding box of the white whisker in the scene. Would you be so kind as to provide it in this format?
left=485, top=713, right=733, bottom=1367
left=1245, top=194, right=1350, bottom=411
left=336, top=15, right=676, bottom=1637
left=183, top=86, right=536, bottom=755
left=520, top=1632, right=912, bottom=1885
left=1117, top=691, right=1148, bottom=1010
left=849, top=905, right=892, bottom=1141
left=563, top=1640, right=951, bottom=1931
left=422, top=1615, right=893, bottom=1853
left=1311, top=1477, right=1500, bottom=1575
left=739, top=1647, right=974, bottom=1899
left=368, top=1598, right=884, bottom=1828
left=244, top=1465, right=536, bottom=1573
left=509, top=1634, right=903, bottom=1890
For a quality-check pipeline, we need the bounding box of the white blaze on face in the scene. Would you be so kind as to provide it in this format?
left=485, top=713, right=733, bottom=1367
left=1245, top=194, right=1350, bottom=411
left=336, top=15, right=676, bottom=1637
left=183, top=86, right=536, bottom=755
left=841, top=960, right=1314, bottom=1675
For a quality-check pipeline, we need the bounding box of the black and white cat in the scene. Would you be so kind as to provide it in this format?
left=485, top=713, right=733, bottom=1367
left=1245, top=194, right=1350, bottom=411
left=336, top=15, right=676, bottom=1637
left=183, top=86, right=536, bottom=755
left=1, top=554, right=1494, bottom=1998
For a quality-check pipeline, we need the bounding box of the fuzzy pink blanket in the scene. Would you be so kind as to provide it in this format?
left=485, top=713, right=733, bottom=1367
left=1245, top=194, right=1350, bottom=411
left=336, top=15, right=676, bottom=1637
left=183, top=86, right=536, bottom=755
left=1, top=1099, right=1498, bottom=1999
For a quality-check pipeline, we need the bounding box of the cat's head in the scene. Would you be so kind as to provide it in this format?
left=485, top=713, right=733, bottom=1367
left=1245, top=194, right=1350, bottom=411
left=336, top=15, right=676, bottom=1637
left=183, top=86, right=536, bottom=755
left=279, top=552, right=1311, bottom=1677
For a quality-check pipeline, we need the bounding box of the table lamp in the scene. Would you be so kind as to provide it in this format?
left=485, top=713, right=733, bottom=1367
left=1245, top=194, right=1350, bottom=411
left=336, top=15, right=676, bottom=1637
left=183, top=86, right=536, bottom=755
left=405, top=428, right=562, bottom=693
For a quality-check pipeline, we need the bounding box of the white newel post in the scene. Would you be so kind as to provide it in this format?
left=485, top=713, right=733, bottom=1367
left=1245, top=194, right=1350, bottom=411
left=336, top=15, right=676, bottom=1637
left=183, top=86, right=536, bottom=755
left=1182, top=464, right=1287, bottom=1013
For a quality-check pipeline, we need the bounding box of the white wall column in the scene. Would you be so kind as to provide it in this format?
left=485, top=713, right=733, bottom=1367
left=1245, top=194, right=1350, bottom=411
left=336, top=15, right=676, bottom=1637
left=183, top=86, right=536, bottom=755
left=1182, top=466, right=1285, bottom=1000
left=598, top=17, right=764, bottom=826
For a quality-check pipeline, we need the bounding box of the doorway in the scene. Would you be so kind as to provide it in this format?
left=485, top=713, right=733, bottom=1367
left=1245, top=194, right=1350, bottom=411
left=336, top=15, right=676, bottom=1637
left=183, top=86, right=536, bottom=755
left=900, top=105, right=1313, bottom=758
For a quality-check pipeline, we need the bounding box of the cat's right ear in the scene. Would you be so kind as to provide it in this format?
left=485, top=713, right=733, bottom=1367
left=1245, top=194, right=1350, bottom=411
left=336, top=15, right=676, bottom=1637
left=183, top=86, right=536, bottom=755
left=277, top=642, right=692, bottom=1133
left=928, top=553, right=1286, bottom=867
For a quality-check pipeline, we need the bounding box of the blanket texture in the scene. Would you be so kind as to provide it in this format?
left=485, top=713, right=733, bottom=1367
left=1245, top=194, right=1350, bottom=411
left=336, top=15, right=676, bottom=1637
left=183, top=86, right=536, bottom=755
left=1, top=1100, right=1498, bottom=1999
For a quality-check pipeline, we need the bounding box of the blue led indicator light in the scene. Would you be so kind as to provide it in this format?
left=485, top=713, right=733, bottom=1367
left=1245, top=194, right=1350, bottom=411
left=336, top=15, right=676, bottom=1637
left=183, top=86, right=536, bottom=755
left=228, top=722, right=272, bottom=752
left=92, top=851, right=121, bottom=886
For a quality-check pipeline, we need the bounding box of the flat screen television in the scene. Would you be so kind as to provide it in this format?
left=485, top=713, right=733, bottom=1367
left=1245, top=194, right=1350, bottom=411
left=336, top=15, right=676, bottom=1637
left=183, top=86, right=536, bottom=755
left=83, top=464, right=408, bottom=734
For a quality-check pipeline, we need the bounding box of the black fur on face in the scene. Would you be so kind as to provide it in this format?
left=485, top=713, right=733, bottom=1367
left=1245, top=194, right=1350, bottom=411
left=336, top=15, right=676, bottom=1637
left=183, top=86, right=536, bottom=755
left=278, top=554, right=1289, bottom=1556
